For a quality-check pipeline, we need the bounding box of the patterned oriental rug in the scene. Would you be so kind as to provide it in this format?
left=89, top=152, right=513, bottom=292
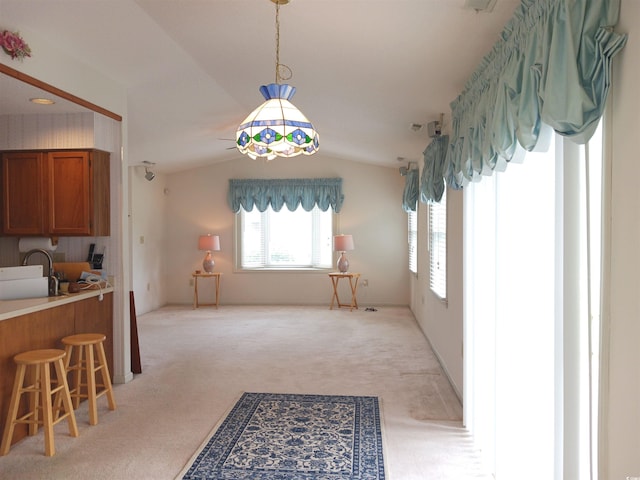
left=179, top=392, right=386, bottom=480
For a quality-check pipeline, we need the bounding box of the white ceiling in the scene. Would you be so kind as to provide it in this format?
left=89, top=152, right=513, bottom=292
left=0, top=0, right=519, bottom=173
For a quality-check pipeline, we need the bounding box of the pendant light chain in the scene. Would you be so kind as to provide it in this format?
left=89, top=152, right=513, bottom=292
left=275, top=1, right=280, bottom=83
left=235, top=0, right=319, bottom=160
left=274, top=1, right=291, bottom=83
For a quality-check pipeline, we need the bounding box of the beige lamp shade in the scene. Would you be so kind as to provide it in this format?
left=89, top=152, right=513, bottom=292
left=198, top=234, right=220, bottom=252
left=198, top=234, right=220, bottom=273
left=333, top=234, right=354, bottom=252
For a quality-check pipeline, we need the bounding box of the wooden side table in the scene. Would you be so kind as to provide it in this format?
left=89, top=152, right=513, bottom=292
left=329, top=272, right=361, bottom=311
left=193, top=272, right=222, bottom=309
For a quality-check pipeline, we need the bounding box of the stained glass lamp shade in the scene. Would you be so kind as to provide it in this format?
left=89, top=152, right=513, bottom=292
left=236, top=83, right=319, bottom=160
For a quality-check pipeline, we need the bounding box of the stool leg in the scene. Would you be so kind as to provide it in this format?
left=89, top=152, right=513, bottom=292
left=96, top=341, right=117, bottom=411
left=53, top=346, right=71, bottom=420
left=86, top=345, right=98, bottom=426
left=40, top=362, right=55, bottom=457
left=0, top=364, right=27, bottom=456
left=53, top=358, right=78, bottom=438
left=27, top=364, right=40, bottom=436
left=68, top=345, right=83, bottom=409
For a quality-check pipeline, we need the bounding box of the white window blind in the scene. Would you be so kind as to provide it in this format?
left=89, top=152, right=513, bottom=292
left=408, top=209, right=417, bottom=273
left=428, top=188, right=446, bottom=299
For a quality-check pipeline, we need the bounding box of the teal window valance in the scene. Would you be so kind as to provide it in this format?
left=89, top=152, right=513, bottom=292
left=442, top=0, right=627, bottom=189
left=228, top=178, right=344, bottom=213
left=402, top=169, right=419, bottom=213
left=420, top=135, right=449, bottom=204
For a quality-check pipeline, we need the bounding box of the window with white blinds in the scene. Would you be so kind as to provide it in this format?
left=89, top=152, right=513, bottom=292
left=238, top=205, right=333, bottom=270
left=428, top=188, right=446, bottom=299
left=408, top=209, right=417, bottom=273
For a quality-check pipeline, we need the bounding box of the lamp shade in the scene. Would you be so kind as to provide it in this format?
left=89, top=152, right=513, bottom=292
left=333, top=234, right=354, bottom=252
left=236, top=83, right=320, bottom=160
left=198, top=234, right=220, bottom=251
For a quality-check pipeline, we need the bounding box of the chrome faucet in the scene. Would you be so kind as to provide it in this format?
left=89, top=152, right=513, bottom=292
left=22, top=248, right=59, bottom=296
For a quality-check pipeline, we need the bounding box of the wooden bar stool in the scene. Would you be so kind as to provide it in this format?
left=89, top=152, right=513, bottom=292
left=61, top=333, right=116, bottom=426
left=0, top=349, right=78, bottom=457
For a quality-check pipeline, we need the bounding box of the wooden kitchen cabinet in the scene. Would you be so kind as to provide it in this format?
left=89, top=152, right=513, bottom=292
left=0, top=151, right=46, bottom=235
left=0, top=149, right=110, bottom=236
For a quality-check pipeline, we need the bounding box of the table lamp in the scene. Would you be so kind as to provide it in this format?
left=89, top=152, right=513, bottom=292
left=198, top=234, right=220, bottom=273
left=333, top=234, right=354, bottom=273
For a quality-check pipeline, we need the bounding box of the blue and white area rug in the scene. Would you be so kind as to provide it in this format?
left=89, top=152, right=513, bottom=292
left=179, top=392, right=386, bottom=480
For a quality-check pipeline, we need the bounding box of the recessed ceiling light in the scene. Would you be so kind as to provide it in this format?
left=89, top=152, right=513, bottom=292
left=30, top=97, right=55, bottom=105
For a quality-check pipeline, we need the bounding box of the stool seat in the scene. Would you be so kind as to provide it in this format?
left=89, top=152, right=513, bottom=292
left=62, top=333, right=106, bottom=346
left=15, top=349, right=66, bottom=364
left=61, top=333, right=116, bottom=426
left=0, top=348, right=78, bottom=457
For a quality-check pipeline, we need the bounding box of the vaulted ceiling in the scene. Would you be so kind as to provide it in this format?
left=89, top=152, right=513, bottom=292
left=0, top=0, right=519, bottom=173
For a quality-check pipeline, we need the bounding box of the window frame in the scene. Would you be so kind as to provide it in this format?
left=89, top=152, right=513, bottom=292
left=408, top=208, right=417, bottom=274
left=428, top=188, right=447, bottom=301
left=234, top=205, right=337, bottom=272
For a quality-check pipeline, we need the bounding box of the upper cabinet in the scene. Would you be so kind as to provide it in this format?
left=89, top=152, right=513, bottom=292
left=1, top=149, right=110, bottom=237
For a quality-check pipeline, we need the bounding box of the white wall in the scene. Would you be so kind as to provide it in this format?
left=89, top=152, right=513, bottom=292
left=130, top=167, right=167, bottom=313
left=604, top=1, right=640, bottom=478
left=140, top=153, right=410, bottom=309
left=409, top=187, right=464, bottom=398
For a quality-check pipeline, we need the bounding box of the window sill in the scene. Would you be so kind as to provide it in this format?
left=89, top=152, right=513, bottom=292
left=234, top=267, right=333, bottom=274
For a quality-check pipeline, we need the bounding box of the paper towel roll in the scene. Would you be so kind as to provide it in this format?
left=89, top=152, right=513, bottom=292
left=18, top=237, right=58, bottom=252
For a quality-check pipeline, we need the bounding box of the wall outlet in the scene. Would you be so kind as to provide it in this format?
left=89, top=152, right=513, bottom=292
left=361, top=279, right=369, bottom=287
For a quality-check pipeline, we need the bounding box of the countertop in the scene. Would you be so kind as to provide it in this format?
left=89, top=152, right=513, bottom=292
left=0, top=286, right=114, bottom=322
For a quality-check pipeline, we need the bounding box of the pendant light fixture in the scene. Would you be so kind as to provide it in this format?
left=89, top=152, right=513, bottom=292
left=236, top=0, right=319, bottom=160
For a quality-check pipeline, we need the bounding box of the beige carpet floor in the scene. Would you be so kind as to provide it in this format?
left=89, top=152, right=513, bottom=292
left=0, top=305, right=491, bottom=479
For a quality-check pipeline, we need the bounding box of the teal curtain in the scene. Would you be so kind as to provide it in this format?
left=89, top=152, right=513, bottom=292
left=402, top=169, right=419, bottom=213
left=228, top=178, right=344, bottom=213
left=443, top=0, right=627, bottom=189
left=420, top=135, right=449, bottom=203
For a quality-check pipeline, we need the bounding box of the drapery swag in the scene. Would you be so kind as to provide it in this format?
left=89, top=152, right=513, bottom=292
left=420, top=0, right=627, bottom=195
left=228, top=178, right=344, bottom=213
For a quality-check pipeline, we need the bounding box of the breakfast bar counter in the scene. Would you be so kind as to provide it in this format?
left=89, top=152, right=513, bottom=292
left=0, top=287, right=113, bottom=321
left=0, top=288, right=114, bottom=449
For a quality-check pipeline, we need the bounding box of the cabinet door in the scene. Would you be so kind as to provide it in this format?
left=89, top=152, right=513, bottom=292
left=1, top=152, right=46, bottom=235
left=47, top=151, right=92, bottom=235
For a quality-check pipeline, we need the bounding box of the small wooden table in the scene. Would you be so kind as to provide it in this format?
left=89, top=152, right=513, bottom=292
left=329, top=272, right=361, bottom=311
left=193, top=272, right=222, bottom=309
